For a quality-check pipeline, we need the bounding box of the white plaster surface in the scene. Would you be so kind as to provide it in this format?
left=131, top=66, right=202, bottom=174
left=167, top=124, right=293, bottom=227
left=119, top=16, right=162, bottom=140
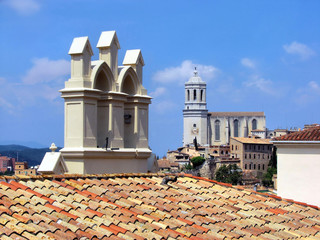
left=275, top=143, right=320, bottom=207
left=123, top=49, right=144, bottom=65
left=38, top=152, right=68, bottom=174
left=96, top=31, right=120, bottom=48
left=68, top=36, right=93, bottom=55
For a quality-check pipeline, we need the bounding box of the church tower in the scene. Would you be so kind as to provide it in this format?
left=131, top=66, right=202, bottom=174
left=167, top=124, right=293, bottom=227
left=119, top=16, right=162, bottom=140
left=183, top=68, right=208, bottom=146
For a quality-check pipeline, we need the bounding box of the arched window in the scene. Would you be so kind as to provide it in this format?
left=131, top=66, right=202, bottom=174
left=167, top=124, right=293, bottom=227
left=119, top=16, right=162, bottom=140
left=215, top=120, right=220, bottom=141
left=234, top=119, right=239, bottom=137
left=194, top=90, right=197, bottom=100
left=187, top=90, right=190, bottom=101
left=252, top=119, right=257, bottom=130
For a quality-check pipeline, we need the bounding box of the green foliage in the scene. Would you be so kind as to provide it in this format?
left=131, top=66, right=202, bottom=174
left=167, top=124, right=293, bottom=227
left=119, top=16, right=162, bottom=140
left=262, top=167, right=277, bottom=187
left=0, top=144, right=62, bottom=167
left=184, top=163, right=193, bottom=170
left=269, top=146, right=277, bottom=168
left=190, top=156, right=205, bottom=168
left=0, top=170, right=14, bottom=176
left=215, top=164, right=242, bottom=185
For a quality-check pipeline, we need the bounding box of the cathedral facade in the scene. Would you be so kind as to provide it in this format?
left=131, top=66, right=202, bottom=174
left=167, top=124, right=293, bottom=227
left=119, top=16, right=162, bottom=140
left=183, top=70, right=266, bottom=146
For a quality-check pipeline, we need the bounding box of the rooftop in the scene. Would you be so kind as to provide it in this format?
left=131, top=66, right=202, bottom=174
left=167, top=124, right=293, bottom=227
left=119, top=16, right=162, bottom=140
left=209, top=112, right=265, bottom=117
left=274, top=126, right=320, bottom=141
left=232, top=137, right=272, bottom=145
left=0, top=173, right=319, bottom=239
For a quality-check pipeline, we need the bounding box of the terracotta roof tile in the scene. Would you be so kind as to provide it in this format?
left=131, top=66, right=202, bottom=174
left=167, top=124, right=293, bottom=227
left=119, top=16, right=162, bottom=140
left=0, top=173, right=320, bottom=239
left=273, top=126, right=320, bottom=141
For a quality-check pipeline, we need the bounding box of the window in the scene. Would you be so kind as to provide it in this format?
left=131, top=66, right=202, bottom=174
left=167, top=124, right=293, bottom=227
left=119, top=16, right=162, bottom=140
left=236, top=146, right=238, bottom=150
left=232, top=145, right=234, bottom=150
left=249, top=164, right=251, bottom=170
left=258, top=145, right=260, bottom=150
left=245, top=154, right=247, bottom=159
left=187, top=90, right=190, bottom=101
left=193, top=124, right=196, bottom=127
left=252, top=119, right=257, bottom=130
left=258, top=164, right=260, bottom=170
left=215, top=120, right=220, bottom=141
left=254, top=164, right=256, bottom=170
left=194, top=90, right=197, bottom=100
left=254, top=154, right=256, bottom=159
left=262, top=154, right=264, bottom=159
left=258, top=154, right=260, bottom=159
left=234, top=119, right=239, bottom=137
left=245, top=164, right=247, bottom=169
left=221, top=151, right=224, bottom=154
left=262, top=164, right=265, bottom=170
left=249, top=154, right=251, bottom=158
left=201, top=90, right=203, bottom=101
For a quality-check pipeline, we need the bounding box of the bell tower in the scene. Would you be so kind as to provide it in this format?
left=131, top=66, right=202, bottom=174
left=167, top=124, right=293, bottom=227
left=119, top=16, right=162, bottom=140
left=183, top=68, right=208, bottom=146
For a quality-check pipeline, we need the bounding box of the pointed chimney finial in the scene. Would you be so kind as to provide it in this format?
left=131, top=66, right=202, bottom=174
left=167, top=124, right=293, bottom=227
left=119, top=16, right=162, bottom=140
left=50, top=143, right=57, bottom=152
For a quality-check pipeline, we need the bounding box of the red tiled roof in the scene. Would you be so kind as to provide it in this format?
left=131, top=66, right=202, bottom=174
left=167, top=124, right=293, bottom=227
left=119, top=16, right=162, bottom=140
left=0, top=173, right=319, bottom=239
left=274, top=126, right=320, bottom=141
left=157, top=159, right=179, bottom=168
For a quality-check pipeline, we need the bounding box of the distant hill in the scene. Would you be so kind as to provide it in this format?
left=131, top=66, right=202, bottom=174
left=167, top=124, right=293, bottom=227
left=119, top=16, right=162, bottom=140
left=0, top=145, right=62, bottom=167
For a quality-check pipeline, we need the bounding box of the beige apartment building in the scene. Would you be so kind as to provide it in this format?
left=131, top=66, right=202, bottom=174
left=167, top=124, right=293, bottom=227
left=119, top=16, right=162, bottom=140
left=230, top=137, right=273, bottom=177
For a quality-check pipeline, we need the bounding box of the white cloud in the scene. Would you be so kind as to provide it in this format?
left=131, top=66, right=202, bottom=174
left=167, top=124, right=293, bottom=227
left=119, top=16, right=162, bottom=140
left=0, top=77, right=6, bottom=84
left=0, top=58, right=69, bottom=114
left=3, top=0, right=40, bottom=15
left=152, top=60, right=218, bottom=85
left=308, top=81, right=320, bottom=93
left=22, top=58, right=70, bottom=85
left=283, top=41, right=315, bottom=60
left=152, top=100, right=178, bottom=114
left=243, top=75, right=275, bottom=95
left=295, top=81, right=320, bottom=106
left=241, top=58, right=255, bottom=69
left=149, top=87, right=166, bottom=98
left=0, top=97, right=14, bottom=113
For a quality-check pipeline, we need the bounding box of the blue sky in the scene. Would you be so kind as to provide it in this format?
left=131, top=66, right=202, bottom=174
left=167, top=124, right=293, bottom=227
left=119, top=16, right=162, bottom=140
left=1, top=0, right=320, bottom=156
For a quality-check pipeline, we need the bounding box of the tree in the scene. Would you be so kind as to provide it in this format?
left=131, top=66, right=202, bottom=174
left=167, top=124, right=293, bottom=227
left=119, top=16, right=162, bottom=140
left=263, top=146, right=277, bottom=187
left=262, top=167, right=277, bottom=187
left=269, top=146, right=277, bottom=168
left=215, top=164, right=242, bottom=185
left=190, top=156, right=205, bottom=168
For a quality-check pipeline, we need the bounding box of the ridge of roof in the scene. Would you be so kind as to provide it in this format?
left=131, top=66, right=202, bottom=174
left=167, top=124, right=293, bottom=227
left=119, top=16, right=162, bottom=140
left=209, top=111, right=265, bottom=117
left=232, top=137, right=272, bottom=144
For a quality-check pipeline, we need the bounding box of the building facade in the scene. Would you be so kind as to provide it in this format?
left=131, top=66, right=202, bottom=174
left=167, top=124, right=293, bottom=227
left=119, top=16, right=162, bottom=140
left=0, top=155, right=15, bottom=173
left=183, top=71, right=266, bottom=146
left=230, top=137, right=273, bottom=177
left=60, top=31, right=152, bottom=174
left=272, top=126, right=320, bottom=207
left=14, top=162, right=37, bottom=176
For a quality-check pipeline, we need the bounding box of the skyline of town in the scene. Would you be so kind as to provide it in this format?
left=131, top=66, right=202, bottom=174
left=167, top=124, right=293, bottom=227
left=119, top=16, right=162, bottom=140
left=1, top=1, right=320, bottom=156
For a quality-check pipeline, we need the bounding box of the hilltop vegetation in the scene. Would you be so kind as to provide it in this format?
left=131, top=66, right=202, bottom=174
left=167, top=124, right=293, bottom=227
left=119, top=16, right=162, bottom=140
left=0, top=145, right=61, bottom=167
